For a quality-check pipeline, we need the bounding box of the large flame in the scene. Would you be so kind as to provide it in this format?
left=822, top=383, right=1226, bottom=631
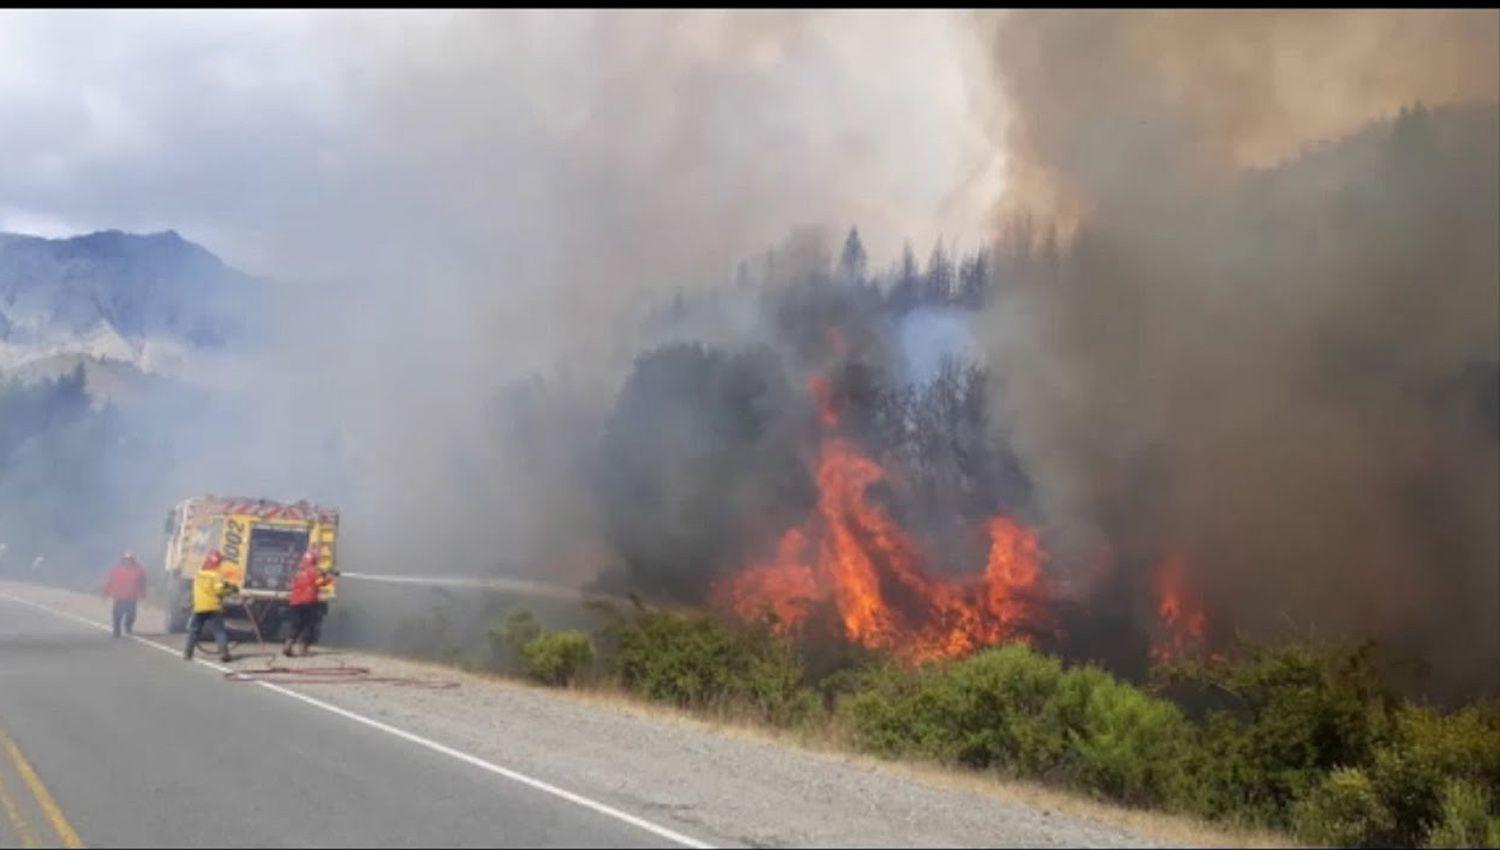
left=719, top=363, right=1049, bottom=662
left=713, top=335, right=1234, bottom=667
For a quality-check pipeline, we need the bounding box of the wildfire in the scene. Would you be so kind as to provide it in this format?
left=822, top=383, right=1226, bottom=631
left=718, top=361, right=1049, bottom=662
left=983, top=515, right=1044, bottom=631
left=1149, top=554, right=1213, bottom=664
left=808, top=375, right=839, bottom=429
left=717, top=528, right=819, bottom=631
left=712, top=329, right=1234, bottom=668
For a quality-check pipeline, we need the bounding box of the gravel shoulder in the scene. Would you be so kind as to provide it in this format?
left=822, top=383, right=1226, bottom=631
left=1, top=579, right=1207, bottom=849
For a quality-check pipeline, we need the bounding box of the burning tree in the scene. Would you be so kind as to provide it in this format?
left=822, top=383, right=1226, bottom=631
left=597, top=249, right=1062, bottom=665
left=718, top=344, right=1051, bottom=662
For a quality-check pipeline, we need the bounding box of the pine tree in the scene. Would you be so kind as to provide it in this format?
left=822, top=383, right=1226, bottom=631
left=888, top=241, right=920, bottom=315
left=958, top=252, right=988, bottom=310
left=838, top=226, right=868, bottom=285
left=923, top=240, right=954, bottom=306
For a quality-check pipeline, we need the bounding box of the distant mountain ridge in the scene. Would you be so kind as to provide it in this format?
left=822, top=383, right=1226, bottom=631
left=0, top=229, right=256, bottom=380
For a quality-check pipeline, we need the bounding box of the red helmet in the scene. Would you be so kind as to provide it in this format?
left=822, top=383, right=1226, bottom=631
left=204, top=549, right=223, bottom=568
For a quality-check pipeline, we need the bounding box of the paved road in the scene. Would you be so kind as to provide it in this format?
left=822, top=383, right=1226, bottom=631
left=0, top=595, right=698, bottom=848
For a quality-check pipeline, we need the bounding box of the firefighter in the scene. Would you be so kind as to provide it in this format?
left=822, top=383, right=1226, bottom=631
left=102, top=550, right=148, bottom=637
left=283, top=546, right=333, bottom=657
left=185, top=549, right=236, bottom=663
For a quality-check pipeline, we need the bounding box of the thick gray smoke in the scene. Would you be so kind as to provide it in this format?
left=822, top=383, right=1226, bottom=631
left=288, top=10, right=999, bottom=584
left=981, top=11, right=1500, bottom=698
left=0, top=11, right=998, bottom=588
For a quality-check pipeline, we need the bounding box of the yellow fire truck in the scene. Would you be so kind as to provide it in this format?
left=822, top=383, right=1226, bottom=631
left=162, top=495, right=339, bottom=636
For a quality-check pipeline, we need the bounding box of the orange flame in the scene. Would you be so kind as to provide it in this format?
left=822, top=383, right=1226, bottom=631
left=1149, top=555, right=1212, bottom=664
left=808, top=375, right=840, bottom=429
left=717, top=529, right=819, bottom=633
left=718, top=370, right=1050, bottom=662
left=983, top=515, right=1043, bottom=633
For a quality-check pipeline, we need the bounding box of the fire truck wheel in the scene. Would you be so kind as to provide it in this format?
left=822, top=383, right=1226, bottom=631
left=165, top=580, right=191, bottom=633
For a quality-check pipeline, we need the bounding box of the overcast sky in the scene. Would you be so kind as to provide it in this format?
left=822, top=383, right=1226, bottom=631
left=0, top=10, right=1003, bottom=288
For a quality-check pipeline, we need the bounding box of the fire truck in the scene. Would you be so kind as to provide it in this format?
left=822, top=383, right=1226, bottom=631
left=161, top=495, right=340, bottom=638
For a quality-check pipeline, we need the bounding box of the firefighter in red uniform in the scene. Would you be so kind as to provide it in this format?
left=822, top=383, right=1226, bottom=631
left=102, top=550, right=148, bottom=637
left=284, top=546, right=333, bottom=657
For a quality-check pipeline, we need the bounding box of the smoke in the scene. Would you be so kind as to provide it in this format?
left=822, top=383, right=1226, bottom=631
left=0, top=11, right=999, bottom=588
left=981, top=11, right=1500, bottom=697
left=287, top=10, right=1001, bottom=583
left=987, top=10, right=1500, bottom=225
left=897, top=306, right=978, bottom=386
left=6, top=11, right=1496, bottom=697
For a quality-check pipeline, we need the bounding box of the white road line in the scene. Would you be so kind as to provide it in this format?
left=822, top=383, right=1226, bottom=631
left=0, top=591, right=714, bottom=849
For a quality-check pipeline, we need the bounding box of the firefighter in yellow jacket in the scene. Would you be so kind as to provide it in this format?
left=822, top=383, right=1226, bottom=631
left=184, top=549, right=238, bottom=662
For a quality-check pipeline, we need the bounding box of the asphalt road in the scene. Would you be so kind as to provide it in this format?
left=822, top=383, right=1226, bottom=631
left=0, top=596, right=699, bottom=849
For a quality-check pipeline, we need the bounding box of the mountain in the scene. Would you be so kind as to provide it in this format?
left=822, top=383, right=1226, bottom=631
left=0, top=229, right=256, bottom=381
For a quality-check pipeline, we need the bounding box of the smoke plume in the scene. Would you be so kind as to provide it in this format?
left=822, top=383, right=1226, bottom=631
left=982, top=11, right=1499, bottom=697
left=0, top=10, right=998, bottom=589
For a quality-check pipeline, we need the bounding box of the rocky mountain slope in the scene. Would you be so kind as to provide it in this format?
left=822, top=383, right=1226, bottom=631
left=0, top=229, right=254, bottom=382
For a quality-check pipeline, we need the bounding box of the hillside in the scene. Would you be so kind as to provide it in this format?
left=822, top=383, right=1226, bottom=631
left=0, top=229, right=255, bottom=378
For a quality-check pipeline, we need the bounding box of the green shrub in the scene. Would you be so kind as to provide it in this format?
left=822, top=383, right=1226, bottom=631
left=486, top=608, right=545, bottom=672
left=841, top=644, right=1190, bottom=806
left=949, top=645, right=1070, bottom=771
left=839, top=664, right=960, bottom=760
left=1392, top=702, right=1500, bottom=799
left=1425, top=779, right=1500, bottom=849
left=610, top=611, right=746, bottom=705
left=1058, top=667, right=1193, bottom=805
left=1179, top=711, right=1282, bottom=825
left=1160, top=642, right=1398, bottom=824
left=608, top=611, right=818, bottom=725
left=461, top=604, right=1499, bottom=848
left=519, top=630, right=595, bottom=686
left=1366, top=702, right=1500, bottom=847
left=1369, top=742, right=1452, bottom=846
left=1293, top=767, right=1396, bottom=847
left=502, top=609, right=544, bottom=650
left=742, top=644, right=823, bottom=727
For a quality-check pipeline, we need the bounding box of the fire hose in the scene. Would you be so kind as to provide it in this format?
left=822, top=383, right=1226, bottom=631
left=223, top=664, right=460, bottom=690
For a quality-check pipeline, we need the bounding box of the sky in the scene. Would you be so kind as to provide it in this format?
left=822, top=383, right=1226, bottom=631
left=0, top=10, right=1003, bottom=287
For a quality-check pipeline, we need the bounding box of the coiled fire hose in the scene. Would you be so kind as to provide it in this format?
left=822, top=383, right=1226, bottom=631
left=223, top=664, right=460, bottom=689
